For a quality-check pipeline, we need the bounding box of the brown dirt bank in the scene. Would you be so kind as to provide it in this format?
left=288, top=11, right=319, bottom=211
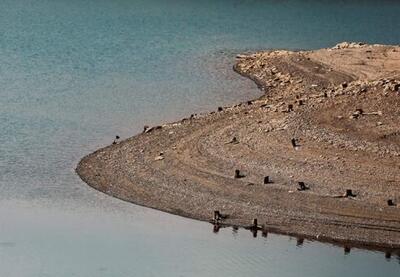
left=77, top=42, right=400, bottom=250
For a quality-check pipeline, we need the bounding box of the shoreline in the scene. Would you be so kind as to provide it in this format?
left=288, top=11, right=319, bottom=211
left=77, top=42, right=400, bottom=251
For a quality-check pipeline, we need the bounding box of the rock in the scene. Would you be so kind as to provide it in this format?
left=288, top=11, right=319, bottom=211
left=350, top=109, right=363, bottom=119
left=154, top=156, right=164, bottom=161
left=359, top=86, right=367, bottom=93
left=332, top=42, right=365, bottom=50
left=236, top=54, right=248, bottom=59
left=145, top=126, right=162, bottom=133
left=364, top=111, right=383, bottom=116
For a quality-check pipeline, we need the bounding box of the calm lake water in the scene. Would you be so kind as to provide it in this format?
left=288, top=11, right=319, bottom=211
left=1, top=0, right=400, bottom=276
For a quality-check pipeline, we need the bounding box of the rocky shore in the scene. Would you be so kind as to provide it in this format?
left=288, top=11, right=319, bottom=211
left=77, top=43, right=400, bottom=250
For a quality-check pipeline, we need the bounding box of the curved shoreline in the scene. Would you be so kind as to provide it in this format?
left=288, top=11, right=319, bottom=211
left=77, top=43, right=400, bottom=251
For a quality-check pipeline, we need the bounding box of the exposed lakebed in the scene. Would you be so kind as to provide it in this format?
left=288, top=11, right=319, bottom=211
left=1, top=0, right=400, bottom=276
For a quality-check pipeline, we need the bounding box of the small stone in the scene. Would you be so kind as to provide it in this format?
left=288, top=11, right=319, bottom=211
left=154, top=156, right=164, bottom=161
left=227, top=137, right=239, bottom=144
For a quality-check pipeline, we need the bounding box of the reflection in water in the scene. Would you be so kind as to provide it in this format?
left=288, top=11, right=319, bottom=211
left=210, top=223, right=400, bottom=264
left=1, top=201, right=400, bottom=276
left=251, top=229, right=258, bottom=238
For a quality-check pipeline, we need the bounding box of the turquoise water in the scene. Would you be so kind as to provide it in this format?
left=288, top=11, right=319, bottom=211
left=1, top=0, right=400, bottom=276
